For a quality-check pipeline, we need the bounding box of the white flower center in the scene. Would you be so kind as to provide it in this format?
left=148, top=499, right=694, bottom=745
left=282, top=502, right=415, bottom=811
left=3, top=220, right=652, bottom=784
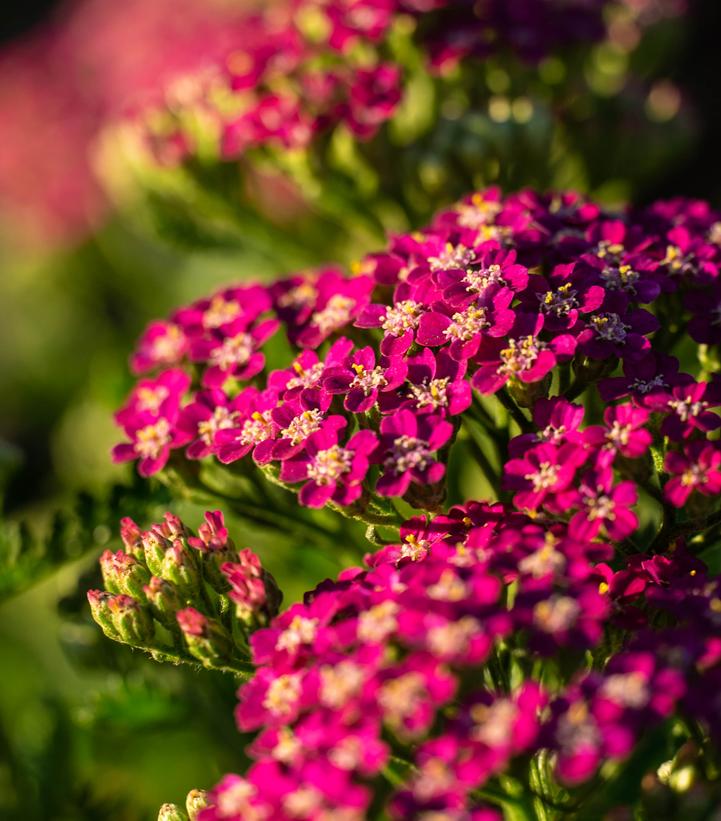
left=281, top=409, right=324, bottom=445
left=409, top=377, right=450, bottom=410
left=306, top=445, right=353, bottom=485
left=210, top=333, right=254, bottom=369
left=385, top=434, right=433, bottom=474
left=134, top=418, right=171, bottom=459
left=381, top=300, right=423, bottom=336
left=444, top=305, right=489, bottom=341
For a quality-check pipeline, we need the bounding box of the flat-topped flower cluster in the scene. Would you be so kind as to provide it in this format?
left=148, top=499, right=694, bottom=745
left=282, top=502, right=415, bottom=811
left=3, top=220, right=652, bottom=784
left=102, top=188, right=721, bottom=820
left=192, top=503, right=721, bottom=819
left=114, top=188, right=721, bottom=524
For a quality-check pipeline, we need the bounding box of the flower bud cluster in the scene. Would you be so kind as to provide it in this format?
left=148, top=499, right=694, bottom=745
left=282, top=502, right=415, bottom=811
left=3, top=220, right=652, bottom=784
left=88, top=510, right=281, bottom=672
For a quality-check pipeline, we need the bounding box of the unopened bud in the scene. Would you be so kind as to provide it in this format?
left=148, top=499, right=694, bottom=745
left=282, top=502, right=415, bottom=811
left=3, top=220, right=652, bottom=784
left=87, top=590, right=119, bottom=639
left=142, top=529, right=171, bottom=577
left=158, top=803, right=187, bottom=821
left=157, top=512, right=187, bottom=540
left=186, top=789, right=209, bottom=820
left=222, top=549, right=281, bottom=627
left=572, top=355, right=618, bottom=386
left=143, top=576, right=183, bottom=627
left=403, top=479, right=446, bottom=514
left=177, top=607, right=233, bottom=665
left=188, top=510, right=232, bottom=552
left=119, top=517, right=145, bottom=560
left=507, top=373, right=552, bottom=408
left=99, top=549, right=150, bottom=599
left=107, top=594, right=154, bottom=645
left=161, top=540, right=200, bottom=591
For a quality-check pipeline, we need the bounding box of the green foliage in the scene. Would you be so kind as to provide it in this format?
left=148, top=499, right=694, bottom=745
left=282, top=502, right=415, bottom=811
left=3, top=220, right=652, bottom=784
left=0, top=478, right=172, bottom=603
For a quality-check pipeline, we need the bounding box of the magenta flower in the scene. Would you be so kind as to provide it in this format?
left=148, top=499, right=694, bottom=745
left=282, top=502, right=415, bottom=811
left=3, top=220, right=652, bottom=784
left=270, top=397, right=347, bottom=461
left=214, top=388, right=280, bottom=466
left=568, top=464, right=638, bottom=542
left=646, top=381, right=721, bottom=441
left=379, top=348, right=471, bottom=416
left=131, top=321, right=189, bottom=374
left=192, top=317, right=278, bottom=389
left=355, top=280, right=437, bottom=356
left=503, top=443, right=587, bottom=511
left=664, top=442, right=721, bottom=507
left=115, top=368, right=190, bottom=428
left=416, top=289, right=516, bottom=361
left=582, top=405, right=652, bottom=460
left=290, top=272, right=374, bottom=350
left=472, top=314, right=576, bottom=395
left=279, top=427, right=379, bottom=508
left=173, top=284, right=272, bottom=336
left=508, top=397, right=585, bottom=457
left=432, top=243, right=529, bottom=307
left=112, top=415, right=179, bottom=476
left=322, top=345, right=407, bottom=414
left=175, top=390, right=243, bottom=460
left=374, top=410, right=454, bottom=497
left=268, top=337, right=353, bottom=406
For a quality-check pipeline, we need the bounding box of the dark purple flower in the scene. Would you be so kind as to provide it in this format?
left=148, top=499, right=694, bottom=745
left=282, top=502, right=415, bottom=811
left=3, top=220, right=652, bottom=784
left=646, top=381, right=721, bottom=441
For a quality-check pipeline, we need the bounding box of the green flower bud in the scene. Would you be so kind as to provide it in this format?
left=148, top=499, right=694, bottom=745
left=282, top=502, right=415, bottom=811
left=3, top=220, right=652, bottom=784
left=99, top=549, right=150, bottom=599
left=119, top=517, right=146, bottom=561
left=222, top=549, right=282, bottom=628
left=143, top=576, right=183, bottom=627
left=107, top=594, right=154, bottom=645
left=176, top=607, right=233, bottom=666
left=87, top=590, right=119, bottom=639
left=157, top=803, right=187, bottom=821
left=160, top=540, right=200, bottom=592
left=507, top=372, right=552, bottom=409
left=142, top=529, right=172, bottom=577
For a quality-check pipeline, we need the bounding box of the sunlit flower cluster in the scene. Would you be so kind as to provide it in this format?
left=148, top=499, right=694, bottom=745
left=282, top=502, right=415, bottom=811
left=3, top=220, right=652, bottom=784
left=191, top=506, right=721, bottom=819
left=114, top=188, right=721, bottom=522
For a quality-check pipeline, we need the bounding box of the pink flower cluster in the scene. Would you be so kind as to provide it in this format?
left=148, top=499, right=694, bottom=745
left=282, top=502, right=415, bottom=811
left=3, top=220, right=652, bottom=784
left=192, top=505, right=721, bottom=819
left=134, top=0, right=619, bottom=163
left=114, top=188, right=721, bottom=519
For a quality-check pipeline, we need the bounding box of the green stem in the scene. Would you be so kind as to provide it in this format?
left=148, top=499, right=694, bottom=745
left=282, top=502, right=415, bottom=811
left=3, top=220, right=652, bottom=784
left=496, top=388, right=533, bottom=434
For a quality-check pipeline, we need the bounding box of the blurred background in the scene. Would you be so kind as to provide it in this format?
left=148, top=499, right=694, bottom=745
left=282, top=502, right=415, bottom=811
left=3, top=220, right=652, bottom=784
left=1, top=0, right=721, bottom=817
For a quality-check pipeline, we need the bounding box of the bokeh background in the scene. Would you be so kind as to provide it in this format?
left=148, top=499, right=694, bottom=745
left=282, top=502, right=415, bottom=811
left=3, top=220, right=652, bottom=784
left=1, top=1, right=721, bottom=817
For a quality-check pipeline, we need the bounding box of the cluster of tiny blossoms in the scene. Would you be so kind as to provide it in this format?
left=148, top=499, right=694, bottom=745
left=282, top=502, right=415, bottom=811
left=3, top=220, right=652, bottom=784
left=134, top=0, right=616, bottom=163
left=191, top=504, right=721, bottom=819
left=114, top=188, right=721, bottom=520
